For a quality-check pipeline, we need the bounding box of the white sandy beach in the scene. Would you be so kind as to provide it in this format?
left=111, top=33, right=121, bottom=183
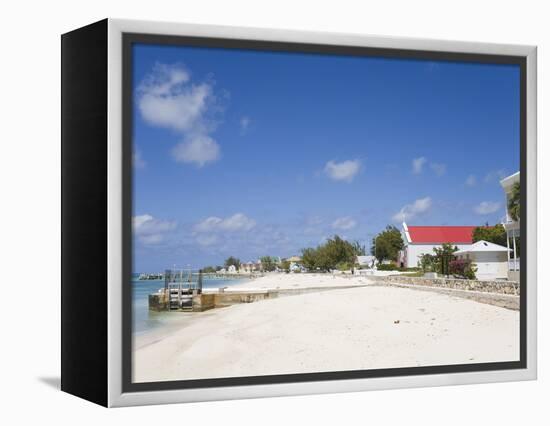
left=209, top=272, right=374, bottom=291
left=133, top=276, right=519, bottom=383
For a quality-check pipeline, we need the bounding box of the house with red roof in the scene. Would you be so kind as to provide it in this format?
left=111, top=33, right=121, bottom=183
left=398, top=222, right=478, bottom=268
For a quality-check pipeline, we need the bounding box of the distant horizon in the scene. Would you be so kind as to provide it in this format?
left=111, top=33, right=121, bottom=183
left=131, top=43, right=520, bottom=272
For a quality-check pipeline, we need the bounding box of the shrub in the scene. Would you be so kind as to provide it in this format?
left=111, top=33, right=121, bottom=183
left=449, top=258, right=477, bottom=280
left=280, top=259, right=290, bottom=273
left=378, top=264, right=421, bottom=272
left=337, top=262, right=353, bottom=271
left=377, top=263, right=399, bottom=271
left=418, top=254, right=436, bottom=272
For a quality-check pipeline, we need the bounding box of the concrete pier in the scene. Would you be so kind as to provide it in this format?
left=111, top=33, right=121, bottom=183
left=148, top=284, right=370, bottom=312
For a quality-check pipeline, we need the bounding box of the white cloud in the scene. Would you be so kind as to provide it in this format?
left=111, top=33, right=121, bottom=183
left=392, top=197, right=432, bottom=222
left=332, top=216, right=357, bottom=231
left=194, top=217, right=223, bottom=233
left=133, top=149, right=146, bottom=169
left=171, top=135, right=220, bottom=167
left=137, top=64, right=210, bottom=132
left=412, top=157, right=427, bottom=174
left=430, top=162, right=447, bottom=176
left=139, top=234, right=164, bottom=245
left=194, top=213, right=256, bottom=233
left=412, top=157, right=445, bottom=176
left=240, top=116, right=251, bottom=134
left=133, top=214, right=176, bottom=245
left=305, top=215, right=323, bottom=226
left=484, top=169, right=507, bottom=183
left=324, top=159, right=361, bottom=183
left=302, top=215, right=324, bottom=236
left=195, top=234, right=219, bottom=247
left=136, top=63, right=222, bottom=167
left=465, top=174, right=476, bottom=186
left=474, top=201, right=501, bottom=215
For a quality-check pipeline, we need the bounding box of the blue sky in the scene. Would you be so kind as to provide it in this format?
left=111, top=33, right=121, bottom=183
left=131, top=43, right=520, bottom=272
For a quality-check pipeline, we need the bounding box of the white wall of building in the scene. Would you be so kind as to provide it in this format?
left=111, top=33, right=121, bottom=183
left=457, top=251, right=508, bottom=281
left=404, top=243, right=471, bottom=268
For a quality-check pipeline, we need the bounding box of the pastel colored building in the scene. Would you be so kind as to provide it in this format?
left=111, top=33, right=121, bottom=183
left=239, top=261, right=261, bottom=273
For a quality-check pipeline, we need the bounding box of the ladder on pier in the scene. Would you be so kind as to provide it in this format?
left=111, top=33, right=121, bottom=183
left=168, top=287, right=193, bottom=310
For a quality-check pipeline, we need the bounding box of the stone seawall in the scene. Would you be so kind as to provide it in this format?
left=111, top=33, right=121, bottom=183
left=148, top=293, right=169, bottom=311
left=192, top=293, right=216, bottom=312
left=212, top=291, right=279, bottom=307
left=368, top=275, right=520, bottom=310
left=191, top=285, right=372, bottom=311
left=371, top=275, right=520, bottom=295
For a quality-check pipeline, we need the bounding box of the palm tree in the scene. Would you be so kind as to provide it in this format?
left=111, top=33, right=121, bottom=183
left=508, top=181, right=520, bottom=222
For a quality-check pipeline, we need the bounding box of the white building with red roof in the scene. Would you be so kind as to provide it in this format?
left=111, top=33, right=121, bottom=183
left=398, top=222, right=477, bottom=268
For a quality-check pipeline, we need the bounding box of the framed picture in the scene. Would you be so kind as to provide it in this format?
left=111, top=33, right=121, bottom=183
left=61, top=18, right=537, bottom=407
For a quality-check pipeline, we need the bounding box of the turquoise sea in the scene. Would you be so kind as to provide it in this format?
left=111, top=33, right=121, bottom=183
left=132, top=274, right=246, bottom=335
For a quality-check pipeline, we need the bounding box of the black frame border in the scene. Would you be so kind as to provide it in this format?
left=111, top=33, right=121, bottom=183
left=61, top=19, right=109, bottom=406
left=122, top=32, right=527, bottom=394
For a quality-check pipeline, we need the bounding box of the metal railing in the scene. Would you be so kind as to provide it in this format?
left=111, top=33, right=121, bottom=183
left=164, top=269, right=203, bottom=293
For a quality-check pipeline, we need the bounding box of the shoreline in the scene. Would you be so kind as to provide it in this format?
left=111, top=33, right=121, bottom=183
left=204, top=272, right=375, bottom=291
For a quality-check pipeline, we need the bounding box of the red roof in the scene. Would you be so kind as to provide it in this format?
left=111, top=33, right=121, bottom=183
left=406, top=226, right=477, bottom=244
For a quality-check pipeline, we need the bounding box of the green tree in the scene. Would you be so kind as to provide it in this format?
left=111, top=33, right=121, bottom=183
left=260, top=256, right=277, bottom=272
left=508, top=181, right=520, bottom=221
left=301, top=248, right=318, bottom=271
left=224, top=256, right=241, bottom=269
left=433, top=243, right=458, bottom=275
left=472, top=224, right=507, bottom=246
left=371, top=225, right=404, bottom=263
left=351, top=241, right=366, bottom=256
left=201, top=266, right=217, bottom=273
left=280, top=259, right=290, bottom=272
left=418, top=253, right=436, bottom=272
left=300, top=235, right=363, bottom=272
left=322, top=235, right=360, bottom=270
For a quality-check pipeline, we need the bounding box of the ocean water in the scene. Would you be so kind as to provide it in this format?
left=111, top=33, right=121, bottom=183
left=132, top=275, right=246, bottom=335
